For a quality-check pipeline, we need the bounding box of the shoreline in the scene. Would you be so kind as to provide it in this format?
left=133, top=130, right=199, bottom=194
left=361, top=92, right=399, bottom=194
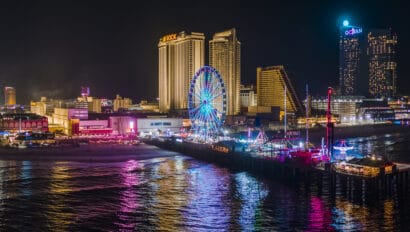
left=1, top=124, right=409, bottom=162
left=0, top=143, right=181, bottom=162
left=308, top=124, right=410, bottom=144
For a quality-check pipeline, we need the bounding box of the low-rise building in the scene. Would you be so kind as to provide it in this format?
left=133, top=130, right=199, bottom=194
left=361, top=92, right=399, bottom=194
left=0, top=113, right=48, bottom=133
left=113, top=95, right=132, bottom=112
left=240, top=84, right=257, bottom=108
left=310, top=95, right=364, bottom=124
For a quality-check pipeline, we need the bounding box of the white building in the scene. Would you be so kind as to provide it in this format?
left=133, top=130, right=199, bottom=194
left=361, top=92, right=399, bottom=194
left=137, top=118, right=183, bottom=136
left=240, top=84, right=257, bottom=108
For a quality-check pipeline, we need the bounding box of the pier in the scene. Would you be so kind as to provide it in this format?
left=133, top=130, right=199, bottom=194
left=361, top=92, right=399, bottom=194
left=145, top=138, right=410, bottom=192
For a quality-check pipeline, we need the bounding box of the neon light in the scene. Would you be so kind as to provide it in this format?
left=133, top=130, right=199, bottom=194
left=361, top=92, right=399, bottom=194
left=344, top=27, right=362, bottom=36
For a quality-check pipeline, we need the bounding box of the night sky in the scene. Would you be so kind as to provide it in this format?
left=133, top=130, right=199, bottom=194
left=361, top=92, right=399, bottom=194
left=1, top=0, right=408, bottom=104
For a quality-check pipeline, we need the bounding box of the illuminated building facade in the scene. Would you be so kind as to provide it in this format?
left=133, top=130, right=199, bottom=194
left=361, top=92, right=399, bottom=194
left=339, top=22, right=363, bottom=95
left=4, top=86, right=16, bottom=107
left=310, top=96, right=364, bottom=123
left=113, top=94, right=132, bottom=112
left=209, top=28, right=241, bottom=115
left=367, top=29, right=397, bottom=98
left=358, top=99, right=394, bottom=122
left=158, top=31, right=205, bottom=113
left=0, top=113, right=48, bottom=133
left=89, top=98, right=102, bottom=113
left=240, top=84, right=257, bottom=108
left=30, top=101, right=47, bottom=116
left=256, top=65, right=302, bottom=114
left=51, top=108, right=88, bottom=135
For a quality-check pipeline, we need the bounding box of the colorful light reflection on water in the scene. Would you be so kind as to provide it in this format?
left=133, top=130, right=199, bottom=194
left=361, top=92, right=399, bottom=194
left=0, top=133, right=409, bottom=230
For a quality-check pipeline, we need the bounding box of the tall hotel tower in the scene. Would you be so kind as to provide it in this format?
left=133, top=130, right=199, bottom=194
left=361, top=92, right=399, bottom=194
left=158, top=31, right=205, bottom=113
left=367, top=29, right=397, bottom=98
left=4, top=86, right=16, bottom=107
left=209, top=28, right=241, bottom=115
left=256, top=66, right=302, bottom=114
left=339, top=21, right=363, bottom=95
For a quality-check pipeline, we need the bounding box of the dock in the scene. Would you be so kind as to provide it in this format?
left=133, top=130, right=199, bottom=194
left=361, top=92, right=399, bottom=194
left=145, top=138, right=410, bottom=192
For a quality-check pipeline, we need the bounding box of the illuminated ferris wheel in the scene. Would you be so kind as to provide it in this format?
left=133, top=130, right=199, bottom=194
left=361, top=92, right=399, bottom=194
left=188, top=66, right=226, bottom=138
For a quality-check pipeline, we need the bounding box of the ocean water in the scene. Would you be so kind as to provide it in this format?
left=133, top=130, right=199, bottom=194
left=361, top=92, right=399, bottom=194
left=0, top=133, right=410, bottom=231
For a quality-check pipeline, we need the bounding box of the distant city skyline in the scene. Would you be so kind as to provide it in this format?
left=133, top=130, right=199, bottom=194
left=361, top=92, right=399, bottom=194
left=0, top=1, right=409, bottom=104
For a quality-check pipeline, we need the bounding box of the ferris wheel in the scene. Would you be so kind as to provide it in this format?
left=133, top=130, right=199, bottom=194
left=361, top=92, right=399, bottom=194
left=188, top=66, right=226, bottom=138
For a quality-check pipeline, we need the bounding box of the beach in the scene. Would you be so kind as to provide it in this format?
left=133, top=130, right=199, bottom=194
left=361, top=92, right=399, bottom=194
left=1, top=124, right=409, bottom=162
left=0, top=143, right=180, bottom=162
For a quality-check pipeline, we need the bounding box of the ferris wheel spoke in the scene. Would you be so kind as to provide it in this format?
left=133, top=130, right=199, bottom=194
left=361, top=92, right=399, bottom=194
left=210, top=92, right=223, bottom=101
left=196, top=111, right=205, bottom=122
left=214, top=108, right=224, bottom=116
left=209, top=111, right=218, bottom=124
left=193, top=92, right=202, bottom=100
left=211, top=80, right=222, bottom=93
left=198, top=111, right=206, bottom=122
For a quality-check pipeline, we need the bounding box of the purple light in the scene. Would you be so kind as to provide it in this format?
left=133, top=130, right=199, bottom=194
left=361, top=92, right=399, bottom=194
left=344, top=27, right=362, bottom=36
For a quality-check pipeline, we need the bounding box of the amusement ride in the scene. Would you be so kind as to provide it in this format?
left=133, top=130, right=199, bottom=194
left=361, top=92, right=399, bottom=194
left=188, top=66, right=227, bottom=141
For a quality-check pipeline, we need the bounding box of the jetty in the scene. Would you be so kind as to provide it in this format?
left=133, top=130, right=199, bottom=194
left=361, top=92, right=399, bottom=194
left=144, top=137, right=410, bottom=192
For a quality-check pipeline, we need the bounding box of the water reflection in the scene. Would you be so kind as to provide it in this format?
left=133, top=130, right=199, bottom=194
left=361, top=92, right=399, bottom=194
left=116, top=160, right=142, bottom=230
left=332, top=199, right=367, bottom=231
left=0, top=132, right=409, bottom=231
left=234, top=172, right=268, bottom=231
left=47, top=162, right=75, bottom=231
left=383, top=199, right=395, bottom=230
left=20, top=161, right=32, bottom=197
left=154, top=156, right=189, bottom=231
left=307, top=196, right=332, bottom=231
left=184, top=163, right=231, bottom=231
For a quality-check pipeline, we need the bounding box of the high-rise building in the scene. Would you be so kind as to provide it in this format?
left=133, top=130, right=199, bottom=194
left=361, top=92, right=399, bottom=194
left=209, top=28, right=241, bottom=115
left=240, top=84, right=257, bottom=108
left=367, top=29, right=397, bottom=98
left=339, top=21, right=364, bottom=95
left=256, top=66, right=302, bottom=114
left=4, top=86, right=16, bottom=107
left=158, top=31, right=205, bottom=113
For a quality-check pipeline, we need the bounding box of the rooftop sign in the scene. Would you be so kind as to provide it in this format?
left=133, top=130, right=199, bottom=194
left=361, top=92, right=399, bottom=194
left=345, top=27, right=363, bottom=36
left=161, top=34, right=177, bottom=42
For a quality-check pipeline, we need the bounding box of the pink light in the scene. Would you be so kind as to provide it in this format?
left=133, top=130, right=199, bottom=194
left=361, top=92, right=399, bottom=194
left=307, top=196, right=332, bottom=231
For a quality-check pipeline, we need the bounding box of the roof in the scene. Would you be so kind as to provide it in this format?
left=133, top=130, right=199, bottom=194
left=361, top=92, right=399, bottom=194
left=0, top=113, right=47, bottom=120
left=346, top=157, right=394, bottom=168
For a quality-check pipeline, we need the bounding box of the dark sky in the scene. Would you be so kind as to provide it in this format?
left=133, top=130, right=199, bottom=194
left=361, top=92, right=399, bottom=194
left=1, top=0, right=408, bottom=104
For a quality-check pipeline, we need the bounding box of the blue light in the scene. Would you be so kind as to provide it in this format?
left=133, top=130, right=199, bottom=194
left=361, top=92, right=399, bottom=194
left=343, top=20, right=349, bottom=27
